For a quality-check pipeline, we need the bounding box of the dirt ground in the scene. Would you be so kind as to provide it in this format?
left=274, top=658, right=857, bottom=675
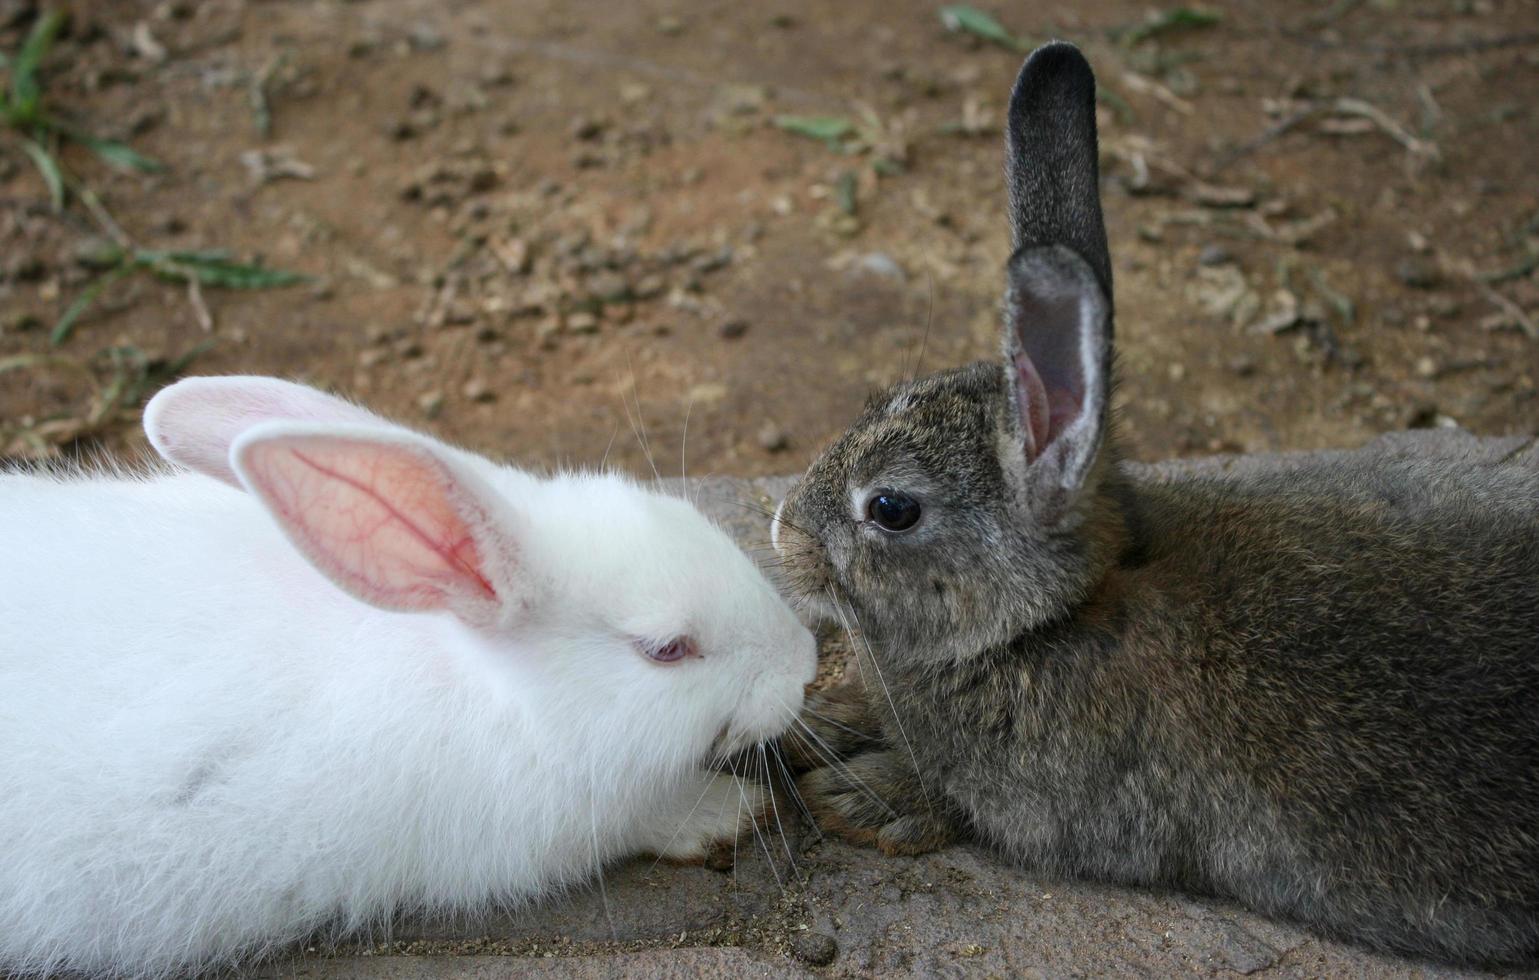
left=1, top=0, right=1535, bottom=476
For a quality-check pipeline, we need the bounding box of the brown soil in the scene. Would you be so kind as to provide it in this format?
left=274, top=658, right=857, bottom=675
left=2, top=0, right=1536, bottom=477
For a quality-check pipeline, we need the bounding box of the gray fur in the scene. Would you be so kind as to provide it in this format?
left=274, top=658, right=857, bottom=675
left=776, top=41, right=1539, bottom=966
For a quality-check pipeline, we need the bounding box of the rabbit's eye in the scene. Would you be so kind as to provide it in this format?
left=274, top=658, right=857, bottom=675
left=866, top=490, right=921, bottom=532
left=641, top=636, right=697, bottom=664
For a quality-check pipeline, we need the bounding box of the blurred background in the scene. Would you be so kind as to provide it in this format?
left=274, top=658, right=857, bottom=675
left=0, top=0, right=1534, bottom=476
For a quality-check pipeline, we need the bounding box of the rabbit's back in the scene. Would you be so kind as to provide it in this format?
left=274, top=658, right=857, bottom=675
left=959, top=444, right=1539, bottom=962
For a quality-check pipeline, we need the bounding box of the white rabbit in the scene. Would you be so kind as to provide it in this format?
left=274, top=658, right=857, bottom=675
left=0, top=376, right=816, bottom=979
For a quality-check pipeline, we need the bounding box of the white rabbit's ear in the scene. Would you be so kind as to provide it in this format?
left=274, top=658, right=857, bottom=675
left=145, top=376, right=384, bottom=489
left=231, top=423, right=521, bottom=630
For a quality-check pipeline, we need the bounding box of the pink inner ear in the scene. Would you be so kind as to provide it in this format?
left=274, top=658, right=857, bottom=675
left=1014, top=353, right=1083, bottom=462
left=1014, top=353, right=1052, bottom=460
left=240, top=436, right=497, bottom=613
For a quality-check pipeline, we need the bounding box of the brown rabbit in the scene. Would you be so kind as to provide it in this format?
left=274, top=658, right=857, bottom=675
left=773, top=41, right=1539, bottom=966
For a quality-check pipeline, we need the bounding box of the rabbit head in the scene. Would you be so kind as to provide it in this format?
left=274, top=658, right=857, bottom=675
left=773, top=43, right=1126, bottom=663
left=146, top=377, right=816, bottom=770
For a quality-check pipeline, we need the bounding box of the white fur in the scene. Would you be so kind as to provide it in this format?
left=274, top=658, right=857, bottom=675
left=0, top=378, right=815, bottom=978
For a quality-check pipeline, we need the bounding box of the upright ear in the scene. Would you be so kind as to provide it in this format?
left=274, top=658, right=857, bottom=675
left=1000, top=43, right=1115, bottom=521
left=1005, top=42, right=1111, bottom=292
left=145, top=376, right=385, bottom=489
left=230, top=423, right=524, bottom=630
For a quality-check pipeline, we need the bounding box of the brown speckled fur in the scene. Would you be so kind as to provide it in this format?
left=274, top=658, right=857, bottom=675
left=775, top=42, right=1539, bottom=966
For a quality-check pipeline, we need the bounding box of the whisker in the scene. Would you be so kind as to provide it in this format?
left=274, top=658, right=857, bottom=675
left=679, top=396, right=694, bottom=503
left=588, top=757, right=617, bottom=942
left=767, top=735, right=818, bottom=830
left=622, top=357, right=662, bottom=483
left=599, top=422, right=621, bottom=472
left=797, top=703, right=874, bottom=742
left=826, top=587, right=870, bottom=690
left=729, top=756, right=784, bottom=889
left=759, top=743, right=799, bottom=876
left=841, top=601, right=935, bottom=815
left=644, top=768, right=723, bottom=876
left=910, top=266, right=936, bottom=383
left=789, top=715, right=894, bottom=817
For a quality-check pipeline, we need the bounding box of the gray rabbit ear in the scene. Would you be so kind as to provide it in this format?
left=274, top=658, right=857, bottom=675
left=1000, top=43, right=1114, bottom=521
left=1005, top=41, right=1111, bottom=294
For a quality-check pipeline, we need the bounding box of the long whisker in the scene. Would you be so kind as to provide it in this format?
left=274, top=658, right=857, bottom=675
left=587, top=757, right=617, bottom=941
left=767, top=734, right=818, bottom=830
left=789, top=715, right=894, bottom=816
left=599, top=422, right=621, bottom=472
left=729, top=755, right=783, bottom=889
left=679, top=396, right=694, bottom=504
left=841, top=601, right=935, bottom=814
left=759, top=742, right=798, bottom=876
left=826, top=587, right=869, bottom=690
left=644, top=769, right=724, bottom=876
left=798, top=702, right=875, bottom=742
left=910, top=266, right=935, bottom=383
left=623, top=358, right=662, bottom=483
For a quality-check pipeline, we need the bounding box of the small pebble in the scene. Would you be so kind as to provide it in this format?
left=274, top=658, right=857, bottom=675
left=566, top=312, right=600, bottom=335
left=633, top=274, right=667, bottom=300
left=462, top=378, right=497, bottom=403
left=718, top=318, right=749, bottom=340
left=1394, top=257, right=1441, bottom=290
left=757, top=423, right=789, bottom=452
left=585, top=271, right=631, bottom=304
left=1197, top=243, right=1233, bottom=267
left=407, top=24, right=446, bottom=51
left=570, top=116, right=605, bottom=141
left=417, top=390, right=445, bottom=418
left=790, top=931, right=838, bottom=967
left=856, top=251, right=905, bottom=281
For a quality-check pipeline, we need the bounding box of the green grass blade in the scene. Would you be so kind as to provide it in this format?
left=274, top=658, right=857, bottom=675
left=151, top=252, right=309, bottom=289
left=773, top=115, right=853, bottom=148
left=1125, top=7, right=1222, bottom=45
left=10, top=9, right=66, bottom=118
left=75, top=134, right=166, bottom=173
left=51, top=264, right=132, bottom=347
left=19, top=137, right=64, bottom=210
left=0, top=352, right=84, bottom=376
left=939, top=6, right=1026, bottom=50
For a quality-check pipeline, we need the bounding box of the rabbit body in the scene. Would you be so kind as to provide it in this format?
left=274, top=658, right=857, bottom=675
left=863, top=382, right=1539, bottom=961
left=775, top=41, right=1539, bottom=966
left=0, top=379, right=814, bottom=977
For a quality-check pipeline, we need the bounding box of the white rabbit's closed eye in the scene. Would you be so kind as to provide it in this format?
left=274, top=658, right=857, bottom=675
left=0, top=375, right=817, bottom=979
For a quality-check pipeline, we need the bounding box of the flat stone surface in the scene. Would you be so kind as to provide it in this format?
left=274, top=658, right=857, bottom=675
left=253, top=949, right=807, bottom=978
left=270, top=431, right=1539, bottom=979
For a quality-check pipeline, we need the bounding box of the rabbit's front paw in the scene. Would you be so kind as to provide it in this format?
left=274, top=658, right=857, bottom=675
left=798, top=749, right=957, bottom=856
left=781, top=681, right=882, bottom=773
left=644, top=772, right=767, bottom=869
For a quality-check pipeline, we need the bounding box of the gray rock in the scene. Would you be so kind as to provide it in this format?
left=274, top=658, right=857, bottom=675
left=1197, top=243, right=1233, bottom=267
left=855, top=252, right=906, bottom=281
left=1394, top=256, right=1441, bottom=289
left=789, top=930, right=837, bottom=966
left=255, top=949, right=807, bottom=979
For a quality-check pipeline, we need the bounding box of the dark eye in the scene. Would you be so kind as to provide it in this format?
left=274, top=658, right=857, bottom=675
left=865, top=489, right=921, bottom=532
left=642, top=636, right=696, bottom=664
